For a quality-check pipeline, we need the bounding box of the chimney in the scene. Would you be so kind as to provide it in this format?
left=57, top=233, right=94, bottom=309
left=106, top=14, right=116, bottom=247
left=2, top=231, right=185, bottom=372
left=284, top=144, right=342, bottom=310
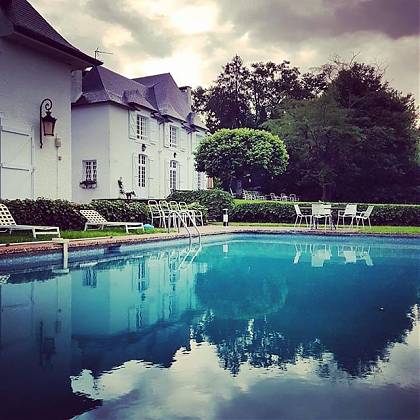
left=71, top=70, right=83, bottom=103
left=180, top=86, right=192, bottom=109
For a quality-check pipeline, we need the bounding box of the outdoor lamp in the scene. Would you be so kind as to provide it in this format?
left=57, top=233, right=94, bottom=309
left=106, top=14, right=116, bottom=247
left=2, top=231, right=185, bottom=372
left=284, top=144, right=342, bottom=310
left=142, top=144, right=147, bottom=152
left=40, top=98, right=56, bottom=148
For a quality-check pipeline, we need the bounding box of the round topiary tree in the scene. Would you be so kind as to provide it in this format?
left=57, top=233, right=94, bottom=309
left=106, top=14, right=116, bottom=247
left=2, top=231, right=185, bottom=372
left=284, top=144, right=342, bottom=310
left=195, top=128, right=288, bottom=193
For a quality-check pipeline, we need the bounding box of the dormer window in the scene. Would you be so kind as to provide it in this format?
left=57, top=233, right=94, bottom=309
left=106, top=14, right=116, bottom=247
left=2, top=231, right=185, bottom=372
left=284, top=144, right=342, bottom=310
left=169, top=126, right=178, bottom=148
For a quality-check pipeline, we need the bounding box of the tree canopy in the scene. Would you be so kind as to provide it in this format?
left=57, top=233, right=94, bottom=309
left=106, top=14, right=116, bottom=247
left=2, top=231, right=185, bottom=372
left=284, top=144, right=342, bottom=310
left=264, top=60, right=419, bottom=202
left=192, top=55, right=326, bottom=132
left=195, top=128, right=289, bottom=191
left=194, top=55, right=419, bottom=202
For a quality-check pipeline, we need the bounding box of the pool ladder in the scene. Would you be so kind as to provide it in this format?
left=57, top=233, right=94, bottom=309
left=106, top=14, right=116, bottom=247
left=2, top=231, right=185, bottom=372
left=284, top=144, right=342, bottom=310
left=166, top=210, right=201, bottom=243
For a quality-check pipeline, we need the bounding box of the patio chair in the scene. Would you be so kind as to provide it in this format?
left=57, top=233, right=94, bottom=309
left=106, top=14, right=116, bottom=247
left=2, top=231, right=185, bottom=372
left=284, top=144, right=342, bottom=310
left=179, top=202, right=204, bottom=226
left=148, top=200, right=166, bottom=228
left=80, top=210, right=144, bottom=233
left=289, top=194, right=299, bottom=202
left=311, top=203, right=333, bottom=230
left=280, top=193, right=289, bottom=202
left=294, top=204, right=312, bottom=228
left=270, top=193, right=281, bottom=201
left=0, top=203, right=60, bottom=239
left=337, top=204, right=357, bottom=228
left=355, top=205, right=374, bottom=228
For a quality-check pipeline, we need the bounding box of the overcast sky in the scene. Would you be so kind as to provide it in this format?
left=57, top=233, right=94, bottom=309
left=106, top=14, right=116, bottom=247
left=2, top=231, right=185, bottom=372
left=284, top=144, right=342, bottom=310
left=33, top=0, right=419, bottom=102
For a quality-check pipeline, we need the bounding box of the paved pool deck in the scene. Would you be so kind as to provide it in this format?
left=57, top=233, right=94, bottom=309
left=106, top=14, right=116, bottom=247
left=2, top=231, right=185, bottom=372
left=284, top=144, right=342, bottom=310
left=0, top=224, right=403, bottom=258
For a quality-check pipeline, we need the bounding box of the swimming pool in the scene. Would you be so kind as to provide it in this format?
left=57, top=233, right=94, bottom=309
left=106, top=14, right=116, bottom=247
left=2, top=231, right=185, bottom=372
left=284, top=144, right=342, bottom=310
left=0, top=234, right=419, bottom=419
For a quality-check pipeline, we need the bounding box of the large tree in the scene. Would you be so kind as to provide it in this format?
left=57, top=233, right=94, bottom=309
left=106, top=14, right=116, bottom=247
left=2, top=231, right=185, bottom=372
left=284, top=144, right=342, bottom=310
left=264, top=60, right=419, bottom=202
left=195, top=128, right=289, bottom=192
left=193, top=56, right=326, bottom=132
left=264, top=93, right=361, bottom=201
left=330, top=61, right=419, bottom=202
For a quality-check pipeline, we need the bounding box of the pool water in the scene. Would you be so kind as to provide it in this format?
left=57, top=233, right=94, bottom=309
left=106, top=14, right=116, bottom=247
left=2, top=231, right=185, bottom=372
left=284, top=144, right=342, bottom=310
left=0, top=234, right=419, bottom=419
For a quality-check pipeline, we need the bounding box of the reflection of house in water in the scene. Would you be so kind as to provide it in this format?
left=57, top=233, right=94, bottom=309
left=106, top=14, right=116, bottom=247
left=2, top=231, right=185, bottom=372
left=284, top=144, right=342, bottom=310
left=71, top=247, right=205, bottom=373
left=0, top=247, right=206, bottom=417
left=0, top=271, right=100, bottom=419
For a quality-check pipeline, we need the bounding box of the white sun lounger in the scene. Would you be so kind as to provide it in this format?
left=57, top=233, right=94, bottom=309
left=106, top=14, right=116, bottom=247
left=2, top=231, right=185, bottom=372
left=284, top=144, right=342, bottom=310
left=80, top=209, right=144, bottom=233
left=0, top=204, right=60, bottom=238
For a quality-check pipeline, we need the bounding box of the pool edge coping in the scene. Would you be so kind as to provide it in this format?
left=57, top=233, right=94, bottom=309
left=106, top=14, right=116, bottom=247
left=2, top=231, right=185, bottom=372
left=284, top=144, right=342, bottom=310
left=0, top=227, right=419, bottom=259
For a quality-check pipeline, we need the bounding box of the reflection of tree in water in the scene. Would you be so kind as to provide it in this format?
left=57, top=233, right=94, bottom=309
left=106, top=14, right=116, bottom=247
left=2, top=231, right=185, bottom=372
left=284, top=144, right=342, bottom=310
left=192, top=255, right=419, bottom=377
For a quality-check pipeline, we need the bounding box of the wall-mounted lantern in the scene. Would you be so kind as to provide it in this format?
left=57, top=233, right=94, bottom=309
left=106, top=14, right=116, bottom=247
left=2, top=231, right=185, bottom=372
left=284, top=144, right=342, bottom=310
left=40, top=98, right=56, bottom=148
left=173, top=152, right=177, bottom=159
left=142, top=143, right=147, bottom=152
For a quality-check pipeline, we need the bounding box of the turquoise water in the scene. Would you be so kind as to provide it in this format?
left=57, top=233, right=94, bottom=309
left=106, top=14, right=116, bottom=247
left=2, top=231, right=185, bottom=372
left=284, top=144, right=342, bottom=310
left=0, top=234, right=419, bottom=420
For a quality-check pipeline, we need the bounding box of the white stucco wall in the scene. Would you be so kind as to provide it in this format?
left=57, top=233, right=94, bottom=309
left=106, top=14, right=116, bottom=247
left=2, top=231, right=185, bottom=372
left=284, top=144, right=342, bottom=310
left=72, top=102, right=206, bottom=202
left=71, top=104, right=111, bottom=203
left=0, top=38, right=73, bottom=200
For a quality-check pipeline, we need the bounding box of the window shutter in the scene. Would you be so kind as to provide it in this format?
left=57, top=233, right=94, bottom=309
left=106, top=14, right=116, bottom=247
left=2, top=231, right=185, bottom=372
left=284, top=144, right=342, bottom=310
left=163, top=124, right=170, bottom=148
left=148, top=156, right=154, bottom=180
left=178, top=161, right=184, bottom=190
left=149, top=119, right=157, bottom=144
left=132, top=153, right=139, bottom=189
left=180, top=129, right=187, bottom=152
left=163, top=158, right=169, bottom=196
left=129, top=110, right=137, bottom=140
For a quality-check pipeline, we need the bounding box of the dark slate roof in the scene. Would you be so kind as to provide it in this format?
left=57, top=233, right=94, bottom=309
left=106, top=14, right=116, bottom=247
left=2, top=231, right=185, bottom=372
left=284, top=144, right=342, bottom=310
left=76, top=66, right=158, bottom=111
left=0, top=0, right=100, bottom=66
left=75, top=66, right=207, bottom=130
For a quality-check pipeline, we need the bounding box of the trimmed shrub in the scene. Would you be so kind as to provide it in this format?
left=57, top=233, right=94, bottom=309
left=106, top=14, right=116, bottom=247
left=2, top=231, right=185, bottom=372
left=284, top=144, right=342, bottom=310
left=167, top=189, right=234, bottom=220
left=91, top=200, right=148, bottom=224
left=231, top=200, right=420, bottom=226
left=0, top=198, right=148, bottom=230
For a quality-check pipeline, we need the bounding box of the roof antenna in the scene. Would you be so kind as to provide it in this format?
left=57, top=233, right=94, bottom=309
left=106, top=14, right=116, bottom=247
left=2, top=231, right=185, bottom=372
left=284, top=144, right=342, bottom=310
left=94, top=48, right=113, bottom=61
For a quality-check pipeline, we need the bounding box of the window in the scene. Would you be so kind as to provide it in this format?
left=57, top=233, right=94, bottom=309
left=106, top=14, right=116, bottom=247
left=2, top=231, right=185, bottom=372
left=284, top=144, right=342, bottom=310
left=169, top=160, right=178, bottom=191
left=138, top=154, right=147, bottom=188
left=83, top=160, right=97, bottom=182
left=136, top=114, right=148, bottom=140
left=169, top=126, right=177, bottom=148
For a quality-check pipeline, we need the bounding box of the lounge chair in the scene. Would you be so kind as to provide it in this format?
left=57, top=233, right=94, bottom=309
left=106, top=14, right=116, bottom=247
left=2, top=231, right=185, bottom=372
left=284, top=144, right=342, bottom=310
left=80, top=210, right=144, bottom=233
left=355, top=206, right=374, bottom=228
left=0, top=203, right=60, bottom=238
left=337, top=204, right=357, bottom=227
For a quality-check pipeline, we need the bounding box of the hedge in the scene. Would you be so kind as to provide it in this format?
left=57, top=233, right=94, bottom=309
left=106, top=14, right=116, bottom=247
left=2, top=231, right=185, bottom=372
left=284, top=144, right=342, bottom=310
left=0, top=198, right=148, bottom=230
left=167, top=189, right=234, bottom=221
left=230, top=201, right=420, bottom=226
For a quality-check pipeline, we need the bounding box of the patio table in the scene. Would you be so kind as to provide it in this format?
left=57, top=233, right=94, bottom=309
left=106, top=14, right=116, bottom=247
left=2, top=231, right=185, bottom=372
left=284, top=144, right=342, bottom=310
left=299, top=204, right=348, bottom=230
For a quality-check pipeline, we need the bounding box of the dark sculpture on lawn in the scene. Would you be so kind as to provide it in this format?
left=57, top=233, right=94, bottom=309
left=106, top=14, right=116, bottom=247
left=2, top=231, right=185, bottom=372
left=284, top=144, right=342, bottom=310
left=118, top=177, right=136, bottom=200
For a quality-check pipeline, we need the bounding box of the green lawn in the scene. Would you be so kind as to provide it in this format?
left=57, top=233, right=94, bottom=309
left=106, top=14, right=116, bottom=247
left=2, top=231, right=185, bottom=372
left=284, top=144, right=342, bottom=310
left=212, top=222, right=420, bottom=235
left=0, top=228, right=168, bottom=244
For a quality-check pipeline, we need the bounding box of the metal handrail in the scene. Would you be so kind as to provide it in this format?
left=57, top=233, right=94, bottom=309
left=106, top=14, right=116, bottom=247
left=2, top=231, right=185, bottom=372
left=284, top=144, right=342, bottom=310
left=166, top=210, right=201, bottom=243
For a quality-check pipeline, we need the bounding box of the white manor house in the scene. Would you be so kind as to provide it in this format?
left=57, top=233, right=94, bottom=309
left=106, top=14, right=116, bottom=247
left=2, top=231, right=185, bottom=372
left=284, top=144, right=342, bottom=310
left=0, top=0, right=207, bottom=203
left=72, top=67, right=207, bottom=203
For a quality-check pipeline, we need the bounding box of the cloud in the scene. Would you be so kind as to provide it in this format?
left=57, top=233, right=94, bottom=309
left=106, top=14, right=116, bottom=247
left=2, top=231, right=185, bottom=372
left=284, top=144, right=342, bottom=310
left=215, top=0, right=420, bottom=44
left=84, top=0, right=176, bottom=57
left=29, top=0, right=419, bottom=104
